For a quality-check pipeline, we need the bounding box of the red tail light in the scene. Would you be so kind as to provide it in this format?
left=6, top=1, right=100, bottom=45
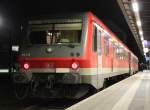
left=71, top=62, right=78, bottom=70
left=23, top=63, right=30, bottom=70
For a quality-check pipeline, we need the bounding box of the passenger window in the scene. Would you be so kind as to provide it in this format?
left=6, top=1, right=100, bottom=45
left=104, top=34, right=109, bottom=56
left=118, top=46, right=123, bottom=60
left=113, top=43, right=116, bottom=57
left=92, top=25, right=97, bottom=52
left=116, top=45, right=119, bottom=58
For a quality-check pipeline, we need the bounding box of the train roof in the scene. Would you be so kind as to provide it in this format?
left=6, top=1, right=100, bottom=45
left=88, top=12, right=138, bottom=59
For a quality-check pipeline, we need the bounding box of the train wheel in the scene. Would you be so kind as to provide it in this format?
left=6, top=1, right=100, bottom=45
left=13, top=83, right=30, bottom=100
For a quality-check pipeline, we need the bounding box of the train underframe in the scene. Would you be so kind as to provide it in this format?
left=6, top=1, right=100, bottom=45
left=13, top=72, right=91, bottom=99
left=12, top=70, right=136, bottom=100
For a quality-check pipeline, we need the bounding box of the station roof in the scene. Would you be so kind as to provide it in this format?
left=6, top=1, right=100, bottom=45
left=139, top=0, right=150, bottom=41
left=117, top=0, right=150, bottom=55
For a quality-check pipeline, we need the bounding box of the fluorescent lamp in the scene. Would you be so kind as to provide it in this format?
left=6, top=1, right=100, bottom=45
left=0, top=69, right=9, bottom=73
left=139, top=31, right=143, bottom=35
left=137, top=20, right=141, bottom=26
left=141, top=37, right=144, bottom=41
left=142, top=41, right=145, bottom=46
left=144, top=48, right=149, bottom=53
left=132, top=2, right=139, bottom=12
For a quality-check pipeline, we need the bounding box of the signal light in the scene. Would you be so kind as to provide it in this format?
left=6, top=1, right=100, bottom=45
left=23, top=63, right=30, bottom=70
left=71, top=62, right=78, bottom=70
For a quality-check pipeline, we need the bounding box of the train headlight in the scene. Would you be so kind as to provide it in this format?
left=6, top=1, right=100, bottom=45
left=71, top=62, right=79, bottom=70
left=23, top=63, right=30, bottom=70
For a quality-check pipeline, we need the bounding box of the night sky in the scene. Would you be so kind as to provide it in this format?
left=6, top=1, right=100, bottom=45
left=0, top=0, right=146, bottom=66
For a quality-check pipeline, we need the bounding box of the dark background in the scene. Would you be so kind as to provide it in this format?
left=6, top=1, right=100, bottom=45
left=0, top=0, right=146, bottom=69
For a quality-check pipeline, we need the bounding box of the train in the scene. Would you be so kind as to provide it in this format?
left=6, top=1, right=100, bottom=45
left=13, top=12, right=138, bottom=99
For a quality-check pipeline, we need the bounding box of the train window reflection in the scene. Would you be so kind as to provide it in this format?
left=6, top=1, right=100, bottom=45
left=104, top=35, right=109, bottom=56
left=29, top=23, right=82, bottom=45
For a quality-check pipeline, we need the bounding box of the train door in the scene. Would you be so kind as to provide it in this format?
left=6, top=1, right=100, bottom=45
left=129, top=52, right=132, bottom=75
left=110, top=38, right=114, bottom=72
left=93, top=23, right=103, bottom=89
left=128, top=52, right=131, bottom=73
left=97, top=29, right=103, bottom=88
left=97, top=30, right=102, bottom=74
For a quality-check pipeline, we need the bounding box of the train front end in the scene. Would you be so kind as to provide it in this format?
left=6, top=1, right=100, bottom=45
left=13, top=15, right=89, bottom=99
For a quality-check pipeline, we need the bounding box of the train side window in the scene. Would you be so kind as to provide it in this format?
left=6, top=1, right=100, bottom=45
left=116, top=45, right=120, bottom=58
left=124, top=49, right=127, bottom=60
left=119, top=47, right=123, bottom=59
left=113, top=43, right=117, bottom=58
left=92, top=25, right=97, bottom=52
left=119, top=47, right=124, bottom=60
left=97, top=30, right=101, bottom=55
left=104, top=35, right=109, bottom=56
left=113, top=43, right=116, bottom=57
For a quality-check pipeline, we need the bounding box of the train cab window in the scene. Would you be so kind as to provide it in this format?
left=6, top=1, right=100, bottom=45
left=29, top=31, right=47, bottom=44
left=29, top=22, right=82, bottom=45
left=104, top=34, right=109, bottom=56
left=92, top=25, right=97, bottom=52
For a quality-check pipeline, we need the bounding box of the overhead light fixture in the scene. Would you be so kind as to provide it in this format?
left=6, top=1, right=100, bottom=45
left=139, top=30, right=143, bottom=35
left=142, top=41, right=145, bottom=46
left=143, top=42, right=145, bottom=46
left=132, top=2, right=139, bottom=12
left=144, top=48, right=149, bottom=53
left=141, top=37, right=144, bottom=41
left=137, top=20, right=141, bottom=26
left=143, top=45, right=145, bottom=49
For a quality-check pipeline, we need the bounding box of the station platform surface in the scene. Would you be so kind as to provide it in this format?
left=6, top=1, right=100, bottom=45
left=66, top=71, right=150, bottom=110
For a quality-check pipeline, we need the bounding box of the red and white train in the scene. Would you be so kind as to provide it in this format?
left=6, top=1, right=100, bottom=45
left=13, top=12, right=138, bottom=99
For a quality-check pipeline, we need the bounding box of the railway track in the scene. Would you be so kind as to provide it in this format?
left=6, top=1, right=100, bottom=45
left=20, top=98, right=78, bottom=110
left=0, top=77, right=78, bottom=110
left=0, top=74, right=128, bottom=110
left=0, top=98, right=78, bottom=110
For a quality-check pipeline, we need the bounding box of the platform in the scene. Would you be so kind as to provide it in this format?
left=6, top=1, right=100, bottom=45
left=66, top=71, right=150, bottom=110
